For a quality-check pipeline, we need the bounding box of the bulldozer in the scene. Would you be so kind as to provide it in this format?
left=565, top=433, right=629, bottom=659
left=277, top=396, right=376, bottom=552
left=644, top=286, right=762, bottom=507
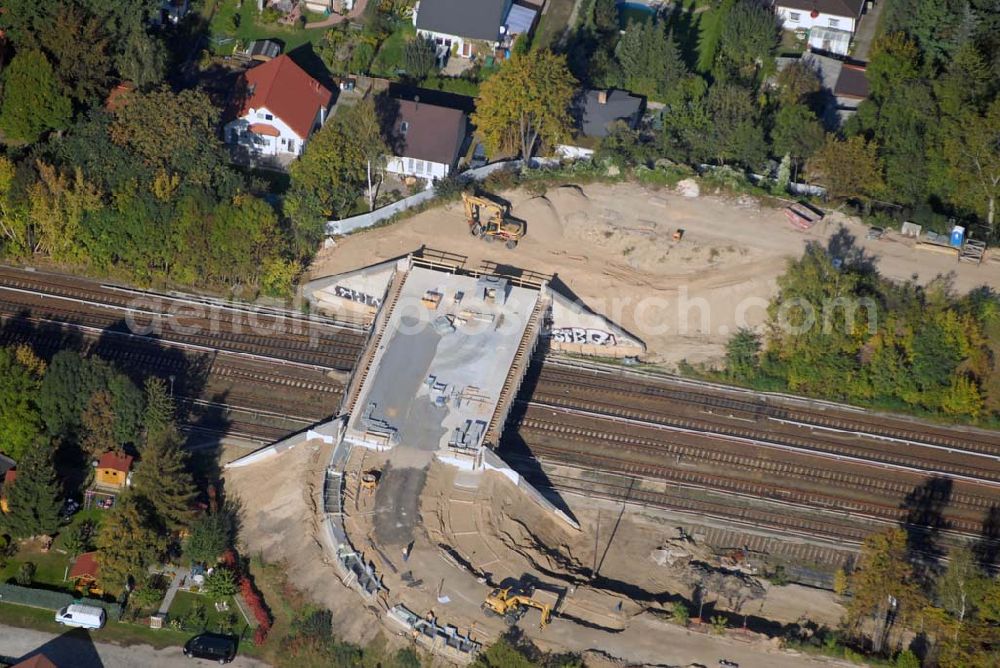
left=462, top=192, right=525, bottom=249
left=482, top=584, right=552, bottom=629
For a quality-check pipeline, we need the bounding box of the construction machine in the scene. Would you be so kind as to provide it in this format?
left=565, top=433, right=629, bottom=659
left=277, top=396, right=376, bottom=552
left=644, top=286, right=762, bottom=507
left=462, top=192, right=525, bottom=249
left=482, top=585, right=552, bottom=629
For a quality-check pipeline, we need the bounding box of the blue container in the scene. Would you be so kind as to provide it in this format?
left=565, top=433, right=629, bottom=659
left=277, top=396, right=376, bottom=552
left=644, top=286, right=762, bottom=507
left=950, top=226, right=965, bottom=248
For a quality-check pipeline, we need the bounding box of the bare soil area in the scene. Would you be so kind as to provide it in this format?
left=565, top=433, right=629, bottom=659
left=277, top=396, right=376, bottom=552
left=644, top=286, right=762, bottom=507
left=311, top=181, right=1000, bottom=367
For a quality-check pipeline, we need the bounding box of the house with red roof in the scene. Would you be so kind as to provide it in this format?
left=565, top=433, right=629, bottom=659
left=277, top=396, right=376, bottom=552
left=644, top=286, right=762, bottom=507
left=224, top=54, right=333, bottom=161
left=94, top=452, right=134, bottom=490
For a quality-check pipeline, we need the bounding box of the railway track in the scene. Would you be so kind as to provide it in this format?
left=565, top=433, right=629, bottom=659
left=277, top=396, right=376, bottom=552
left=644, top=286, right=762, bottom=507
left=0, top=266, right=366, bottom=371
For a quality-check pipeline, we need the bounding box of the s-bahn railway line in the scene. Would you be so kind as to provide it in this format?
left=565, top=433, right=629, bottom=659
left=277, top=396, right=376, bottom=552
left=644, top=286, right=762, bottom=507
left=0, top=266, right=366, bottom=371
left=504, top=359, right=1000, bottom=551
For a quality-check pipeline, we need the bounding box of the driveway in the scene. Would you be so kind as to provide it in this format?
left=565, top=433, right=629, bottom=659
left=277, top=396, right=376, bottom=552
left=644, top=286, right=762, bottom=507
left=0, top=624, right=269, bottom=668
left=852, top=0, right=886, bottom=62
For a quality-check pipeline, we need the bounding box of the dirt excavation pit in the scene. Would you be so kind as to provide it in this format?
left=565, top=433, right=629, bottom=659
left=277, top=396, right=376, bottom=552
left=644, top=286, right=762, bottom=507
left=419, top=462, right=845, bottom=646
left=311, top=180, right=1000, bottom=368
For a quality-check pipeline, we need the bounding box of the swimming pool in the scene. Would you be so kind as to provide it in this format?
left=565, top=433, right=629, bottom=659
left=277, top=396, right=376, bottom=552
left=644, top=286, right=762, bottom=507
left=618, top=1, right=657, bottom=28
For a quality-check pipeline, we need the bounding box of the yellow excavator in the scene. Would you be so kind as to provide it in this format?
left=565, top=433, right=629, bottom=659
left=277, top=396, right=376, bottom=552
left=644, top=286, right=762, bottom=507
left=462, top=192, right=526, bottom=249
left=482, top=585, right=552, bottom=629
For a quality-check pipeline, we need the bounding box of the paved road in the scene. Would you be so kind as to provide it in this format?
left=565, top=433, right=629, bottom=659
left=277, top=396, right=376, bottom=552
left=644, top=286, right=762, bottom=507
left=0, top=624, right=269, bottom=668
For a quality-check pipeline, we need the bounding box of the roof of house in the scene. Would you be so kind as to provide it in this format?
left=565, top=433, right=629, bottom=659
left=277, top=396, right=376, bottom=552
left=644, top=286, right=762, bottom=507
left=97, top=452, right=133, bottom=473
left=578, top=89, right=645, bottom=138
left=834, top=63, right=869, bottom=99
left=388, top=99, right=467, bottom=165
left=68, top=551, right=100, bottom=580
left=3, top=469, right=16, bottom=487
left=506, top=4, right=537, bottom=35
left=415, top=0, right=509, bottom=42
left=775, top=0, right=864, bottom=18
left=235, top=55, right=333, bottom=140
left=11, top=655, right=58, bottom=668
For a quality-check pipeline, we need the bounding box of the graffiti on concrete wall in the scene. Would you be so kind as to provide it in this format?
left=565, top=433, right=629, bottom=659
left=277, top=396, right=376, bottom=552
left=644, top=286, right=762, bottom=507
left=334, top=285, right=381, bottom=308
left=551, top=327, right=617, bottom=346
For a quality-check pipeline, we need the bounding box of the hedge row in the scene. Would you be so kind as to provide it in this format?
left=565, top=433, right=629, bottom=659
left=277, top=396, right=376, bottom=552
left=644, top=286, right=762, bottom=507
left=0, top=583, right=121, bottom=618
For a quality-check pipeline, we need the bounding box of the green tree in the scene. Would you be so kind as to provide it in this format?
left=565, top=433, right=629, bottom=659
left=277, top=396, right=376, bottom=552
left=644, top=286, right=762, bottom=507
left=936, top=545, right=988, bottom=626
left=807, top=135, right=885, bottom=203
left=472, top=637, right=534, bottom=668
left=616, top=21, right=688, bottom=101
left=96, top=492, right=165, bottom=592
left=725, top=328, right=761, bottom=382
left=0, top=50, right=72, bottom=143
left=941, top=99, right=1000, bottom=234
left=285, top=113, right=367, bottom=253
left=131, top=429, right=196, bottom=531
left=344, top=98, right=389, bottom=211
left=2, top=443, right=61, bottom=539
left=847, top=528, right=926, bottom=653
left=116, top=30, right=167, bottom=88
left=203, top=567, right=239, bottom=598
left=774, top=60, right=821, bottom=107
left=715, top=0, right=779, bottom=82
left=36, top=5, right=112, bottom=105
left=402, top=37, right=436, bottom=80
left=833, top=568, right=849, bottom=596
left=142, top=377, right=174, bottom=445
left=62, top=520, right=95, bottom=557
left=81, top=390, right=119, bottom=457
left=0, top=347, right=44, bottom=460
left=472, top=50, right=577, bottom=161
left=109, top=87, right=222, bottom=185
left=704, top=83, right=767, bottom=168
left=186, top=509, right=238, bottom=565
left=593, top=0, right=619, bottom=34
left=772, top=104, right=824, bottom=175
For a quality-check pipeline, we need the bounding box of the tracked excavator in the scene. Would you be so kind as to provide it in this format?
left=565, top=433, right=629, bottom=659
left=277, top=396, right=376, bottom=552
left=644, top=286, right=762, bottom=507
left=482, top=584, right=552, bottom=629
left=462, top=192, right=525, bottom=249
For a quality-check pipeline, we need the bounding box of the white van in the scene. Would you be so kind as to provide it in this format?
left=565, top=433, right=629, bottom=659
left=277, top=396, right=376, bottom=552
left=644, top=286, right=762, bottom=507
left=54, top=604, right=106, bottom=630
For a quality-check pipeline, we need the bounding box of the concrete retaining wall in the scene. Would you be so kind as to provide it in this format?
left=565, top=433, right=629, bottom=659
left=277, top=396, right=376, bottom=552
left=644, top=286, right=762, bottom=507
left=481, top=448, right=581, bottom=530
left=325, top=161, right=526, bottom=237
left=546, top=289, right=645, bottom=358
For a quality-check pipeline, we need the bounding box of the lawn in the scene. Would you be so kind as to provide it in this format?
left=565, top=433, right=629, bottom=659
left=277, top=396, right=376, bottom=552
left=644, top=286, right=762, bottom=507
left=208, top=0, right=331, bottom=54
left=0, top=509, right=104, bottom=591
left=168, top=590, right=242, bottom=636
left=370, top=23, right=416, bottom=77
left=533, top=0, right=575, bottom=50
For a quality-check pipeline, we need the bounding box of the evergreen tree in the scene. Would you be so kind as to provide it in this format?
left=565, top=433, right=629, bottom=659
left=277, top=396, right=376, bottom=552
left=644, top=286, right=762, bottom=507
left=131, top=428, right=196, bottom=531
left=2, top=443, right=61, bottom=539
left=142, top=376, right=175, bottom=445
left=96, top=492, right=165, bottom=592
left=0, top=347, right=45, bottom=461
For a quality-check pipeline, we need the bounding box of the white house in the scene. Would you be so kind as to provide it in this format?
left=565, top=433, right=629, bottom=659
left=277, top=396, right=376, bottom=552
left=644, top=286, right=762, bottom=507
left=224, top=55, right=333, bottom=161
left=414, top=0, right=513, bottom=58
left=384, top=99, right=468, bottom=183
left=773, top=0, right=865, bottom=34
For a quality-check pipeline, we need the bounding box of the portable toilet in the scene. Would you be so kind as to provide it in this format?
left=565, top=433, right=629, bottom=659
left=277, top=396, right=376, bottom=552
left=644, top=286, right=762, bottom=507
left=950, top=225, right=966, bottom=248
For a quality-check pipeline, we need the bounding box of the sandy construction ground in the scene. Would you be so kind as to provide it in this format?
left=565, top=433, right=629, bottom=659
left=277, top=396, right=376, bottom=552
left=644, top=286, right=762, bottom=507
left=311, top=181, right=1000, bottom=367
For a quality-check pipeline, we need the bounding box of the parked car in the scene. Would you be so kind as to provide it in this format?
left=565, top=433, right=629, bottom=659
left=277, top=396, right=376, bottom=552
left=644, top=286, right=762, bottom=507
left=54, top=604, right=106, bottom=630
left=60, top=499, right=80, bottom=519
left=183, top=633, right=237, bottom=664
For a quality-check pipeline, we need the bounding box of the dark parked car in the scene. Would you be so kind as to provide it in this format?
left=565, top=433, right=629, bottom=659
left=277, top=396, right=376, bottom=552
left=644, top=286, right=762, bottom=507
left=183, top=633, right=237, bottom=664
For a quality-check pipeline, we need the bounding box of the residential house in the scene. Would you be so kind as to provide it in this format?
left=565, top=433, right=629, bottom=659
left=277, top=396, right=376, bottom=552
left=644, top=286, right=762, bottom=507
left=414, top=0, right=536, bottom=59
left=94, top=452, right=134, bottom=490
left=384, top=98, right=468, bottom=182
left=224, top=54, right=333, bottom=161
left=773, top=0, right=866, bottom=56
left=68, top=551, right=102, bottom=596
left=557, top=89, right=645, bottom=158
left=577, top=89, right=645, bottom=139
